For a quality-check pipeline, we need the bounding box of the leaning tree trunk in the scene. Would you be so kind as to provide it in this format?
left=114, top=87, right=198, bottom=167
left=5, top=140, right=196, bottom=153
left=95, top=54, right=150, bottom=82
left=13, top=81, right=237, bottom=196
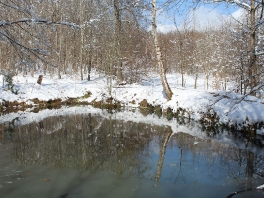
left=151, top=0, right=173, bottom=100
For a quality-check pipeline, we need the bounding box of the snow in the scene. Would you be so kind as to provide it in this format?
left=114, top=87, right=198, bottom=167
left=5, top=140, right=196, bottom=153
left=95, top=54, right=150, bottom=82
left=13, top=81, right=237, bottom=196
left=256, top=184, right=264, bottom=190
left=0, top=72, right=264, bottom=133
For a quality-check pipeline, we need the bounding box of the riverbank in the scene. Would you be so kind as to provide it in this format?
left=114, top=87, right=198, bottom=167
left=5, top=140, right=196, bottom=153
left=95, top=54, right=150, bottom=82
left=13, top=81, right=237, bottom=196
left=1, top=72, right=264, bottom=134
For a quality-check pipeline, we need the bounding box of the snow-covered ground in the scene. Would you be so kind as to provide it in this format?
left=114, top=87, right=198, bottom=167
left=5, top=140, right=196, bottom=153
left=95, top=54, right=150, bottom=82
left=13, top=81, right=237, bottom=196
left=0, top=72, right=264, bottom=134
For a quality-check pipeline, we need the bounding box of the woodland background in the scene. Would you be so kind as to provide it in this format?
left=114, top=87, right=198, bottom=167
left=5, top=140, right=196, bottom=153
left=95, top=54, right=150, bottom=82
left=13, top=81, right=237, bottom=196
left=1, top=0, right=264, bottom=98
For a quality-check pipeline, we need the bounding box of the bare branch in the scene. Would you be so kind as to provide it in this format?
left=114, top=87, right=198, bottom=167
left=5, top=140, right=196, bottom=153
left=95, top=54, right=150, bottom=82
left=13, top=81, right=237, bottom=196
left=211, top=0, right=251, bottom=11
left=0, top=19, right=80, bottom=29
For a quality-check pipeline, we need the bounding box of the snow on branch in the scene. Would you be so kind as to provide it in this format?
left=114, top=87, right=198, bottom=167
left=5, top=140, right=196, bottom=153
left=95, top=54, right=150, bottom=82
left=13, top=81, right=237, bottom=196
left=0, top=19, right=80, bottom=29
left=0, top=1, right=20, bottom=11
left=255, top=50, right=264, bottom=56
left=0, top=30, right=51, bottom=64
left=211, top=0, right=251, bottom=11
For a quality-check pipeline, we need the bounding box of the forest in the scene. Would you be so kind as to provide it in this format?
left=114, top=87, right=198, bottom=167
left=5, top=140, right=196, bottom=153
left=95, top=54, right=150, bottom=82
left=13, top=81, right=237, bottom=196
left=1, top=0, right=263, bottom=99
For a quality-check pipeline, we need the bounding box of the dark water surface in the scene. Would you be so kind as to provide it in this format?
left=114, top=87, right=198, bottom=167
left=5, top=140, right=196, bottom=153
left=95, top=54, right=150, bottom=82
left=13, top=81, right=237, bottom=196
left=0, top=108, right=264, bottom=198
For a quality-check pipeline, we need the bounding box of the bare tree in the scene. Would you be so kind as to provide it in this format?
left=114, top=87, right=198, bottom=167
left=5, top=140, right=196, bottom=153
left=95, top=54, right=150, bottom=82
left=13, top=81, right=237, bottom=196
left=0, top=0, right=79, bottom=74
left=210, top=0, right=264, bottom=95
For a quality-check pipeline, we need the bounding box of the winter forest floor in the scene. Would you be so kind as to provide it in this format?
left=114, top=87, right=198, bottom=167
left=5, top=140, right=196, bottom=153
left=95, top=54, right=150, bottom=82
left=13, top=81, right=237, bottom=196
left=0, top=72, right=264, bottom=135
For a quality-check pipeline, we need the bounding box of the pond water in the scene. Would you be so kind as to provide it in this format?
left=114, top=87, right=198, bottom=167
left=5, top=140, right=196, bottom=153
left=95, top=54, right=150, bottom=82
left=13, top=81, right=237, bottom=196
left=0, top=106, right=264, bottom=198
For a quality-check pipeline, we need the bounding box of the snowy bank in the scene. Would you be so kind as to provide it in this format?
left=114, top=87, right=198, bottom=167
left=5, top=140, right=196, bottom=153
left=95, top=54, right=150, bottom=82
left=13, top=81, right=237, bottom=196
left=0, top=73, right=264, bottom=134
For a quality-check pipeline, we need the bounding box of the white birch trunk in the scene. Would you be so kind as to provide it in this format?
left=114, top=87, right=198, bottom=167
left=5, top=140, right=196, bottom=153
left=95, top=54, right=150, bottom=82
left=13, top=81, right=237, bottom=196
left=151, top=0, right=173, bottom=100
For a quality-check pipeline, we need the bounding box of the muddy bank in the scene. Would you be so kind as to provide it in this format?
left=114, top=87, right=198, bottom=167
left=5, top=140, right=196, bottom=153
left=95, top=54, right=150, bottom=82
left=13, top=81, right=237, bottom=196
left=0, top=94, right=121, bottom=114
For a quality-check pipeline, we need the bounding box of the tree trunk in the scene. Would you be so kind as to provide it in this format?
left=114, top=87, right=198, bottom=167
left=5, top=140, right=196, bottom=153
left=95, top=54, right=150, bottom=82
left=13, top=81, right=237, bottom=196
left=58, top=15, right=63, bottom=79
left=86, top=0, right=94, bottom=81
left=151, top=0, right=173, bottom=100
left=249, top=0, right=257, bottom=95
left=79, top=0, right=84, bottom=81
left=64, top=38, right=68, bottom=75
left=179, top=41, right=184, bottom=87
left=87, top=51, right=92, bottom=81
left=181, top=72, right=184, bottom=87
left=194, top=75, right=197, bottom=89
left=114, top=0, right=123, bottom=84
left=206, top=74, right=209, bottom=90
left=73, top=31, right=77, bottom=76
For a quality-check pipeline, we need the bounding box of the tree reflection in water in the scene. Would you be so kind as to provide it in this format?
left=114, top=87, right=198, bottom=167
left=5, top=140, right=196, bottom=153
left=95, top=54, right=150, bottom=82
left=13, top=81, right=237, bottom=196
left=12, top=113, right=161, bottom=178
left=0, top=111, right=263, bottom=197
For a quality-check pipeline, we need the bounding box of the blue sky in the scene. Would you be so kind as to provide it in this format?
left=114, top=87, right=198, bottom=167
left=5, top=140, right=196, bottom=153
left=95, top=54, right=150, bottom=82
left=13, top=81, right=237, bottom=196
left=155, top=1, right=241, bottom=32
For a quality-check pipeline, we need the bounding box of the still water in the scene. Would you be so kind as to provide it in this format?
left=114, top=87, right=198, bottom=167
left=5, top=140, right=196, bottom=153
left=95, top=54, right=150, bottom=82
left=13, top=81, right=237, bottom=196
left=0, top=107, right=263, bottom=198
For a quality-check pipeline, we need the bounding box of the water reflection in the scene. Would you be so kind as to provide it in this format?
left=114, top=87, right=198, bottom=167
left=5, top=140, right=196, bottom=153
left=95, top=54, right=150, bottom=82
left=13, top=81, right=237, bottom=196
left=0, top=109, right=264, bottom=198
left=12, top=114, right=160, bottom=177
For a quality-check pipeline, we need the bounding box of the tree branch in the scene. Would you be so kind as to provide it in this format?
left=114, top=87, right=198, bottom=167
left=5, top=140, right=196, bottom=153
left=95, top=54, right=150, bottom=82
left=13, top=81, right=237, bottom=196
left=0, top=19, right=80, bottom=29
left=211, top=0, right=251, bottom=11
